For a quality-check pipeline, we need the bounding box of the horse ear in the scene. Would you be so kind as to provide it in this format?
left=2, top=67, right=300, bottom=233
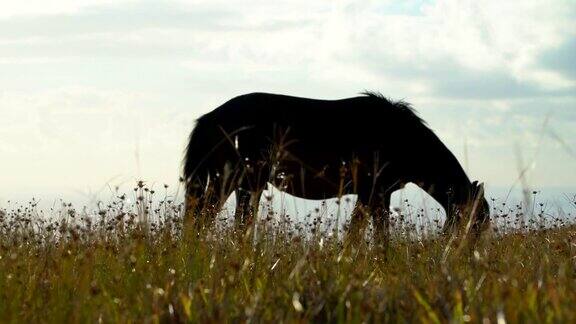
left=471, top=180, right=478, bottom=187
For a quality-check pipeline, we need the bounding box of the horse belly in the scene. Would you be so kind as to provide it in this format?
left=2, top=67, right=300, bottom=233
left=272, top=156, right=350, bottom=200
left=281, top=174, right=343, bottom=200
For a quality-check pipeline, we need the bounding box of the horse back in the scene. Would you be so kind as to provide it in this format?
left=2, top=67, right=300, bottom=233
left=186, top=93, right=438, bottom=197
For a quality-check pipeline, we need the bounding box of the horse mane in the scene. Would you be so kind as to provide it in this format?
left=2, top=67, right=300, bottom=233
left=360, top=91, right=427, bottom=127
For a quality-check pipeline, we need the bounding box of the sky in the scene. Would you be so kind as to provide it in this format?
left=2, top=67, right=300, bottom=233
left=0, top=0, right=575, bottom=210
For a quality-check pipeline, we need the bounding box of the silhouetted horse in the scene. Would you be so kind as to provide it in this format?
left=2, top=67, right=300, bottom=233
left=183, top=92, right=490, bottom=238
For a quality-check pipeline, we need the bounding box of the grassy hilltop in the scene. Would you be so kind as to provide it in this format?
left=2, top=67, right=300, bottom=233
left=0, top=185, right=575, bottom=323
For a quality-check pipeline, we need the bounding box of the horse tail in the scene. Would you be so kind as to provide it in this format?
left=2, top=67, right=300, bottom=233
left=183, top=116, right=214, bottom=190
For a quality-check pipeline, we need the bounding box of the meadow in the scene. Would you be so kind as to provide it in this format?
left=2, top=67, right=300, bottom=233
left=0, top=182, right=575, bottom=323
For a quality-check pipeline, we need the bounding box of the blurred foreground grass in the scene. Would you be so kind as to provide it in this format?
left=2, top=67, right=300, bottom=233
left=0, top=186, right=575, bottom=323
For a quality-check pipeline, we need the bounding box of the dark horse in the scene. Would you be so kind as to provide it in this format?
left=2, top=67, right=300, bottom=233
left=183, top=92, right=490, bottom=238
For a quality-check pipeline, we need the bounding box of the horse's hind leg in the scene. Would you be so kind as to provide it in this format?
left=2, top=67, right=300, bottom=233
left=234, top=188, right=252, bottom=226
left=235, top=187, right=263, bottom=225
left=183, top=180, right=227, bottom=231
left=250, top=189, right=263, bottom=219
left=372, top=193, right=391, bottom=247
left=347, top=200, right=369, bottom=242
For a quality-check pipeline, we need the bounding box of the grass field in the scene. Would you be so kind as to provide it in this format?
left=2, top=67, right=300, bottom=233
left=0, top=184, right=575, bottom=323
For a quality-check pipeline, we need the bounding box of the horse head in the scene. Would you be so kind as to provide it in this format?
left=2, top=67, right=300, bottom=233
left=447, top=180, right=490, bottom=234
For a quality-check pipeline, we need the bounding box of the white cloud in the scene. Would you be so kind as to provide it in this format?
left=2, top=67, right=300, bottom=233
left=0, top=0, right=136, bottom=19
left=346, top=0, right=576, bottom=93
left=2, top=0, right=573, bottom=95
left=0, top=0, right=574, bottom=199
left=0, top=86, right=191, bottom=193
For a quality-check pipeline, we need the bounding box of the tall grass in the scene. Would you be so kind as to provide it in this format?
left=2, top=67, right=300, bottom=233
left=0, top=183, right=575, bottom=323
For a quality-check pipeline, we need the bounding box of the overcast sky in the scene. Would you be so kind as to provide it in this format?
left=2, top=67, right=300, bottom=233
left=0, top=0, right=575, bottom=206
